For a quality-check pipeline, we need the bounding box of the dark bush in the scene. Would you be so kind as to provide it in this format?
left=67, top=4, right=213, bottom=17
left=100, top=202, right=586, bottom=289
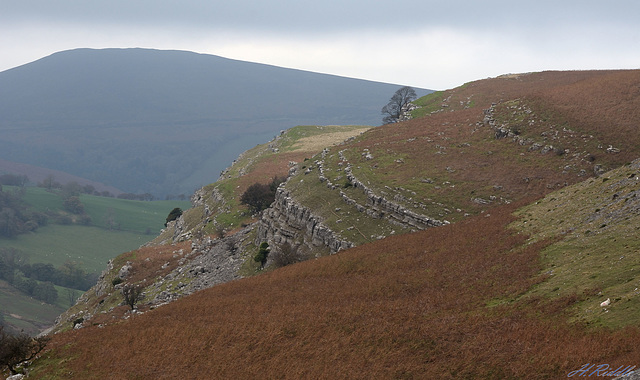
left=165, top=207, right=183, bottom=227
left=254, top=242, right=270, bottom=267
left=63, top=196, right=85, bottom=214
left=241, top=176, right=286, bottom=214
left=241, top=183, right=272, bottom=213
left=271, top=242, right=304, bottom=268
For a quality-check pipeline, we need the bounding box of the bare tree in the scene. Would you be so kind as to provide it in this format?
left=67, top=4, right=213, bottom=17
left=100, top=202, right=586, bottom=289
left=381, top=86, right=417, bottom=124
left=0, top=327, right=49, bottom=375
left=121, top=283, right=144, bottom=310
left=271, top=242, right=305, bottom=268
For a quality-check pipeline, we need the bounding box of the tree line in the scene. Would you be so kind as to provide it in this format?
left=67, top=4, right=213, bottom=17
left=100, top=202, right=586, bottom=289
left=0, top=184, right=48, bottom=238
left=0, top=248, right=97, bottom=304
left=1, top=173, right=186, bottom=201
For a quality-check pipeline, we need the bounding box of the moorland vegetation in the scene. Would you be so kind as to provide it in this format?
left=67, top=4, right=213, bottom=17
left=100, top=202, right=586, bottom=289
left=6, top=69, right=640, bottom=379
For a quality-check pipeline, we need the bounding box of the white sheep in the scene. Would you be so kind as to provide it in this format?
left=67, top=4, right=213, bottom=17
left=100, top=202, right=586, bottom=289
left=600, top=298, right=611, bottom=307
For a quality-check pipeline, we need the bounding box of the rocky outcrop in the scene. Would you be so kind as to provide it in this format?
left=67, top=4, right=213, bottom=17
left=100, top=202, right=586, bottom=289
left=256, top=144, right=445, bottom=256
left=343, top=163, right=444, bottom=230
left=53, top=226, right=252, bottom=332
left=146, top=227, right=251, bottom=304
left=257, top=186, right=354, bottom=255
left=319, top=148, right=444, bottom=230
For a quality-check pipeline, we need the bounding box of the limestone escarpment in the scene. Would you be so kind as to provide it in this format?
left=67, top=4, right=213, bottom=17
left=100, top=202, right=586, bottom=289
left=342, top=162, right=444, bottom=230
left=317, top=147, right=445, bottom=231
left=256, top=144, right=446, bottom=258
left=256, top=186, right=354, bottom=255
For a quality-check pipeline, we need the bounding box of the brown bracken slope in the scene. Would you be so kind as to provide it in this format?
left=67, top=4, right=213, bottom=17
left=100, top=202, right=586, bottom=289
left=31, top=203, right=640, bottom=379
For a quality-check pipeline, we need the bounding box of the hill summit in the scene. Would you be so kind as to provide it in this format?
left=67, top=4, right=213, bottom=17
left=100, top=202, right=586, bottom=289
left=0, top=48, right=429, bottom=197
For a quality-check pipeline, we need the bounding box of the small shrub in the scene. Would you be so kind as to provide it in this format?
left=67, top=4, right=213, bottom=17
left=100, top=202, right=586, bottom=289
left=271, top=242, right=303, bottom=268
left=254, top=242, right=269, bottom=267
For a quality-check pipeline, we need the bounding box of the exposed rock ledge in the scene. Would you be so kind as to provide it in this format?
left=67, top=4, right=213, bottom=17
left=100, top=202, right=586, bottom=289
left=256, top=187, right=354, bottom=255
left=343, top=163, right=444, bottom=230
left=320, top=148, right=444, bottom=230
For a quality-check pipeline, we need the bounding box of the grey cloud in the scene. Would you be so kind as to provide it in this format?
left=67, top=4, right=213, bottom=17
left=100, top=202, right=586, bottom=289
left=4, top=0, right=639, bottom=35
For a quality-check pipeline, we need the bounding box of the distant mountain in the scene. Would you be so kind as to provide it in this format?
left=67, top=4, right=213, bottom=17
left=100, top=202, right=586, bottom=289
left=0, top=48, right=431, bottom=197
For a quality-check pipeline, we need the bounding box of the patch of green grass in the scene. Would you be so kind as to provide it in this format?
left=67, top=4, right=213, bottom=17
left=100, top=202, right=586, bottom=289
left=80, top=193, right=191, bottom=234
left=0, top=280, right=65, bottom=335
left=0, top=224, right=146, bottom=274
left=512, top=161, right=640, bottom=328
left=21, top=187, right=64, bottom=211
left=18, top=186, right=191, bottom=234
left=28, top=345, right=77, bottom=379
left=411, top=91, right=445, bottom=119
left=286, top=154, right=412, bottom=246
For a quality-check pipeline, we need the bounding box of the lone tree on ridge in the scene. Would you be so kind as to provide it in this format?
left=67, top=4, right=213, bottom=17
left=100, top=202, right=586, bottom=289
left=381, top=86, right=417, bottom=124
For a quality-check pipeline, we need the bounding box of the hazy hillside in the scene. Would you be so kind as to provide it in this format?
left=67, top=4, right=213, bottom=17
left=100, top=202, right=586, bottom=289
left=0, top=48, right=430, bottom=197
left=0, top=158, right=122, bottom=196
left=18, top=70, right=640, bottom=379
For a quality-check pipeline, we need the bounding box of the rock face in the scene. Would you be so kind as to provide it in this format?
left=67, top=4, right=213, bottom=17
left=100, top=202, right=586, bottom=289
left=52, top=225, right=252, bottom=332
left=147, top=227, right=251, bottom=304
left=257, top=187, right=354, bottom=255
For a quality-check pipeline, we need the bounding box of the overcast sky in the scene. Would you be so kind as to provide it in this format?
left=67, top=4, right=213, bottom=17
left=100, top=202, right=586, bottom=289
left=1, top=0, right=639, bottom=89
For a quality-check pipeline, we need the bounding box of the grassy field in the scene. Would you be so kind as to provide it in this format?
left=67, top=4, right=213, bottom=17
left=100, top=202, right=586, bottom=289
left=512, top=160, right=640, bottom=328
left=21, top=187, right=191, bottom=234
left=0, top=280, right=65, bottom=334
left=0, top=224, right=149, bottom=273
left=2, top=186, right=191, bottom=272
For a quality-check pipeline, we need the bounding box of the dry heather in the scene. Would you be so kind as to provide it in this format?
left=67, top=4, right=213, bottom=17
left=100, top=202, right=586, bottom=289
left=31, top=203, right=640, bottom=379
